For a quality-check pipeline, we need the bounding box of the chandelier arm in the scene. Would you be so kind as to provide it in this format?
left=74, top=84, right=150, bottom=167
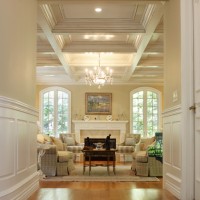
left=85, top=53, right=113, bottom=88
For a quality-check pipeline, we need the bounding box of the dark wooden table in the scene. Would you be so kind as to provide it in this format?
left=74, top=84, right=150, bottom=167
left=82, top=149, right=117, bottom=175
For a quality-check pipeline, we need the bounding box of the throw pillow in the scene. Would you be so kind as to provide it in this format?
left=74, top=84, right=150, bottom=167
left=51, top=137, right=64, bottom=151
left=42, top=134, right=52, bottom=143
left=125, top=137, right=136, bottom=146
left=142, top=137, right=155, bottom=150
left=63, top=136, right=75, bottom=146
left=37, top=134, right=45, bottom=144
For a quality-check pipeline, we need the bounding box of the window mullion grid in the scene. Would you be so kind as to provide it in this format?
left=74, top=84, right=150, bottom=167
left=41, top=94, right=45, bottom=133
left=143, top=91, right=147, bottom=137
left=54, top=90, right=58, bottom=137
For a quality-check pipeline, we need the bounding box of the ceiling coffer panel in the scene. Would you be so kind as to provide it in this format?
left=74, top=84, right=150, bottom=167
left=37, top=0, right=165, bottom=85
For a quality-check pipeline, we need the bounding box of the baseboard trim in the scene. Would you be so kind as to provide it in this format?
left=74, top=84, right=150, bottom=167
left=165, top=180, right=181, bottom=199
left=0, top=172, right=39, bottom=200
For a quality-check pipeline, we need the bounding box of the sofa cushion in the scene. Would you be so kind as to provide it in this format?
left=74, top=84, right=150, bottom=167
left=37, top=134, right=45, bottom=144
left=136, top=151, right=148, bottom=163
left=67, top=146, right=83, bottom=153
left=42, top=134, right=52, bottom=143
left=125, top=133, right=141, bottom=144
left=125, top=137, right=136, bottom=146
left=51, top=137, right=64, bottom=151
left=141, top=137, right=155, bottom=150
left=57, top=151, right=73, bottom=162
left=118, top=145, right=134, bottom=153
left=63, top=136, right=75, bottom=146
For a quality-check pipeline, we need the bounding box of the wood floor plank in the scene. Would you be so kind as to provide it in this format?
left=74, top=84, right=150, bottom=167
left=28, top=163, right=178, bottom=200
left=28, top=179, right=178, bottom=200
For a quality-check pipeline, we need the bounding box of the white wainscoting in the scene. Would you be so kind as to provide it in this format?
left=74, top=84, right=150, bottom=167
left=0, top=96, right=39, bottom=200
left=163, top=105, right=182, bottom=199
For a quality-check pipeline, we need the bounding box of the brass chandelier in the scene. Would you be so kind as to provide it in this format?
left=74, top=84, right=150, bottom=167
left=85, top=53, right=113, bottom=89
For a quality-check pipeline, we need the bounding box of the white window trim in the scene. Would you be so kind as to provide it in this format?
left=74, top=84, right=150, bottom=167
left=130, top=87, right=162, bottom=137
left=39, top=87, right=71, bottom=136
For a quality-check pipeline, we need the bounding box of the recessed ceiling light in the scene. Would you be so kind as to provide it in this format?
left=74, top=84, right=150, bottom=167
left=95, top=7, right=102, bottom=13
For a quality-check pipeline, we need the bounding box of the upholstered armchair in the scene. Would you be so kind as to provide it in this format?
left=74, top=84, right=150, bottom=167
left=60, top=133, right=84, bottom=162
left=37, top=134, right=75, bottom=176
left=117, top=133, right=141, bottom=162
left=131, top=132, right=163, bottom=177
left=131, top=136, right=155, bottom=176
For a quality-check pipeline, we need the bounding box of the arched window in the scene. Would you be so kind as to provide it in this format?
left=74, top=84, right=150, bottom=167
left=40, top=87, right=71, bottom=136
left=130, top=87, right=161, bottom=137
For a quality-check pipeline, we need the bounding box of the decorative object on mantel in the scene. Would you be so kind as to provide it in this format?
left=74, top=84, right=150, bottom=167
left=74, top=113, right=78, bottom=120
left=84, top=115, right=90, bottom=121
left=106, top=115, right=112, bottom=121
left=118, top=113, right=126, bottom=120
left=85, top=53, right=113, bottom=89
left=85, top=93, right=112, bottom=115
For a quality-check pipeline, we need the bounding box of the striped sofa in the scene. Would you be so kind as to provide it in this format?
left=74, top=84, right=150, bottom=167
left=117, top=133, right=141, bottom=162
left=37, top=134, right=75, bottom=176
left=60, top=133, right=84, bottom=162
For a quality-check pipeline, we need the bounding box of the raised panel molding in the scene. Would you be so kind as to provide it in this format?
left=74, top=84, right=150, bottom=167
left=0, top=118, right=15, bottom=178
left=0, top=96, right=39, bottom=200
left=163, top=105, right=182, bottom=199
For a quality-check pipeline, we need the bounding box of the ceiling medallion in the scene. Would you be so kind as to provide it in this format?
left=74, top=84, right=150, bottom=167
left=85, top=53, right=113, bottom=89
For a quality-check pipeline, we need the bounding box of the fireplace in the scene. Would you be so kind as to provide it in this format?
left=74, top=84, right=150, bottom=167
left=73, top=120, right=128, bottom=144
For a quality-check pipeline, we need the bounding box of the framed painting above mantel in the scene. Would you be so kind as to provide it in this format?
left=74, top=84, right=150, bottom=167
left=85, top=93, right=112, bottom=115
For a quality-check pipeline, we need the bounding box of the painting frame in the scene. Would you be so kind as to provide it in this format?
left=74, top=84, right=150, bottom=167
left=85, top=93, right=112, bottom=115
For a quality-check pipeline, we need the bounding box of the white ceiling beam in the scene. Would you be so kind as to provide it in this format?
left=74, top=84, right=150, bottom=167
left=138, top=58, right=163, bottom=66
left=122, top=4, right=165, bottom=81
left=37, top=6, right=75, bottom=79
left=62, top=44, right=136, bottom=53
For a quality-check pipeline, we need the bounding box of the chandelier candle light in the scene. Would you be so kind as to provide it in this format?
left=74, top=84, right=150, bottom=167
left=85, top=53, right=113, bottom=89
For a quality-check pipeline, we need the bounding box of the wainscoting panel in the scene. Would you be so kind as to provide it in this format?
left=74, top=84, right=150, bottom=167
left=17, top=119, right=29, bottom=173
left=0, top=97, right=39, bottom=200
left=163, top=122, right=172, bottom=165
left=163, top=105, right=182, bottom=199
left=171, top=121, right=181, bottom=169
left=0, top=117, right=15, bottom=178
left=29, top=122, right=38, bottom=167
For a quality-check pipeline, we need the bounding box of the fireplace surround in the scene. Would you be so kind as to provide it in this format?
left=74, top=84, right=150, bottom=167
left=73, top=120, right=128, bottom=144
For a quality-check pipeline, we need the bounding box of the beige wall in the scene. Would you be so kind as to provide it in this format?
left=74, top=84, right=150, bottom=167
left=164, top=0, right=181, bottom=109
left=0, top=0, right=36, bottom=106
left=36, top=84, right=163, bottom=132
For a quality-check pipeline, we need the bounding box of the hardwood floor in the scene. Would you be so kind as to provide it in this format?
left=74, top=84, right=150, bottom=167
left=28, top=163, right=178, bottom=200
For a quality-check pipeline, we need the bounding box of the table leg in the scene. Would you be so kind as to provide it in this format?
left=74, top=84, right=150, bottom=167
left=89, top=155, right=91, bottom=176
left=113, top=154, right=116, bottom=175
left=107, top=156, right=110, bottom=175
left=83, top=154, right=85, bottom=174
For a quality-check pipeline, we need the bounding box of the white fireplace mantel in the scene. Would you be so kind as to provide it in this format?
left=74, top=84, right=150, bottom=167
left=73, top=120, right=128, bottom=143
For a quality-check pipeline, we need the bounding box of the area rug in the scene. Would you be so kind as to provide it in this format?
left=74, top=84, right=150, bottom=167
left=43, top=164, right=159, bottom=182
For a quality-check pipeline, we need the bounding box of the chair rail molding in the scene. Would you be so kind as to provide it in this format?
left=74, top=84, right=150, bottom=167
left=0, top=96, right=39, bottom=200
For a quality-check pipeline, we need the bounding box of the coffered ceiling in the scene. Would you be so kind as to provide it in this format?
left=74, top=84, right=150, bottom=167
left=37, top=0, right=166, bottom=86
